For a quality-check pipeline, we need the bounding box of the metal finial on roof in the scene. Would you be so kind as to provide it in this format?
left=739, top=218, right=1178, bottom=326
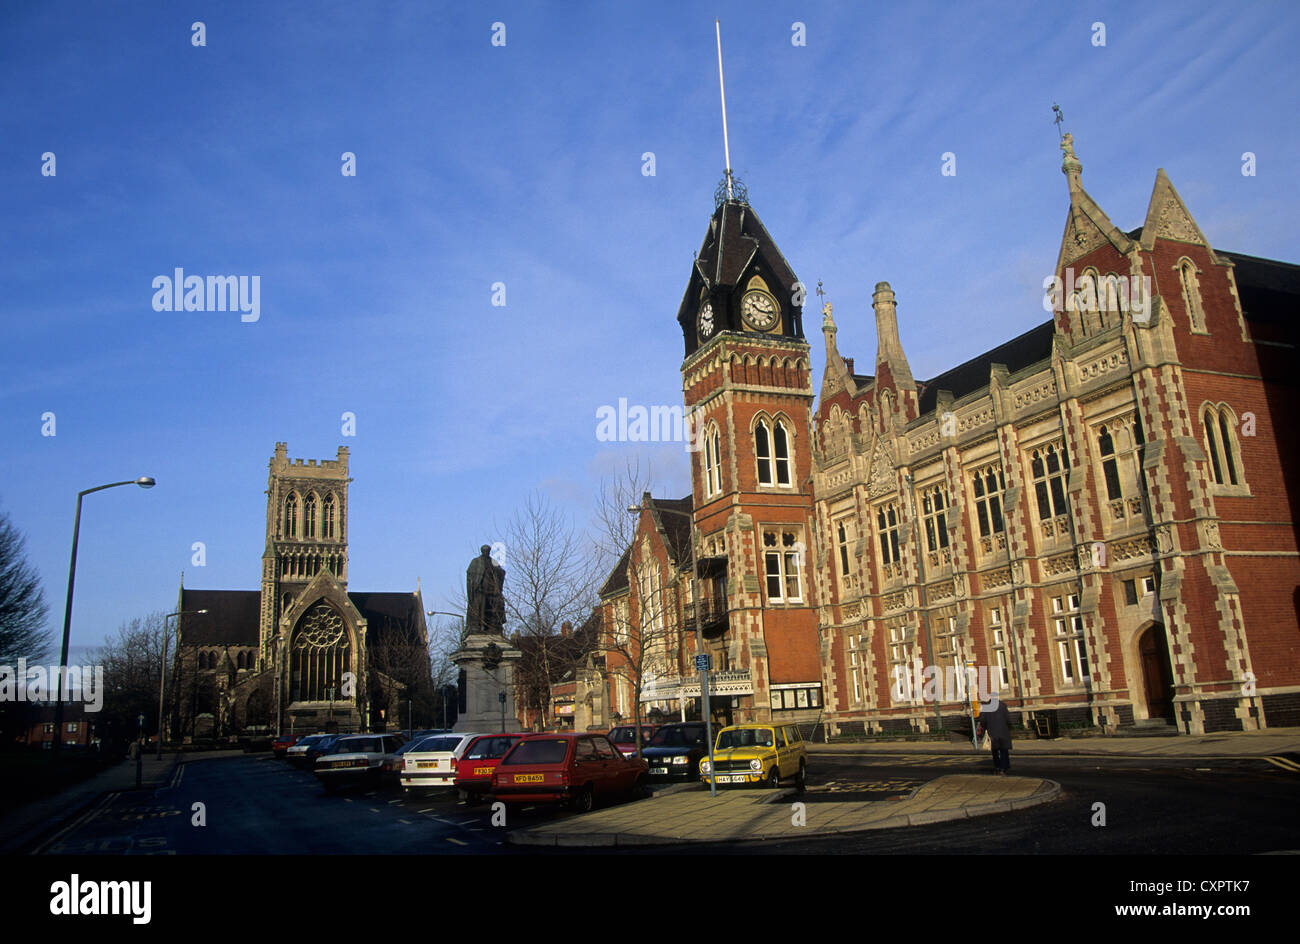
left=1052, top=103, right=1065, bottom=141
left=714, top=174, right=749, bottom=208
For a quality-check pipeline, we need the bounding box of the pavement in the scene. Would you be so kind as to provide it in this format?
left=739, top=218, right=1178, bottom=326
left=0, top=749, right=243, bottom=855
left=809, top=725, right=1300, bottom=759
left=505, top=726, right=1300, bottom=848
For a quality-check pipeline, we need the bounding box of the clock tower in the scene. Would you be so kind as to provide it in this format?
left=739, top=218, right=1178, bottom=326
left=677, top=193, right=822, bottom=724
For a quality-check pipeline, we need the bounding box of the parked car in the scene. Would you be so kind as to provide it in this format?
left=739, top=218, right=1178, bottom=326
left=272, top=733, right=302, bottom=758
left=399, top=733, right=484, bottom=793
left=303, top=733, right=345, bottom=768
left=314, top=733, right=406, bottom=793
left=698, top=723, right=806, bottom=791
left=490, top=733, right=649, bottom=813
left=453, top=733, right=527, bottom=805
left=286, top=734, right=327, bottom=768
left=641, top=722, right=710, bottom=781
left=606, top=724, right=659, bottom=758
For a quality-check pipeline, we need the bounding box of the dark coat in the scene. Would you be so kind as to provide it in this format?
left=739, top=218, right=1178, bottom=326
left=978, top=701, right=1012, bottom=748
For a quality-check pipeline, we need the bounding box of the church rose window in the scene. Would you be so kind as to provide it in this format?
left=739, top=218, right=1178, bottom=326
left=290, top=603, right=350, bottom=704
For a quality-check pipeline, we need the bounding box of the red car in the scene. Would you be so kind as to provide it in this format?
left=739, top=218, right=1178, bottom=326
left=490, top=733, right=649, bottom=813
left=272, top=733, right=301, bottom=758
left=453, top=733, right=527, bottom=805
left=606, top=724, right=659, bottom=758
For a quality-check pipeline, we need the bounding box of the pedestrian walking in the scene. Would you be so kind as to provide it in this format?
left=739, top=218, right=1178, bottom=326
left=977, top=697, right=1012, bottom=774
left=127, top=737, right=143, bottom=787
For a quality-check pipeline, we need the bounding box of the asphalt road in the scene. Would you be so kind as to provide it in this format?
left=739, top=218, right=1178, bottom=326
left=30, top=750, right=1300, bottom=855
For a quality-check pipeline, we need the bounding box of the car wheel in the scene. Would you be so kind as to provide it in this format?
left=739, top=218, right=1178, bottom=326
left=795, top=761, right=807, bottom=793
left=573, top=785, right=595, bottom=814
left=767, top=767, right=781, bottom=790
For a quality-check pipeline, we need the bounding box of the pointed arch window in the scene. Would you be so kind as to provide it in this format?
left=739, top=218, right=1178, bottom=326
left=1030, top=443, right=1070, bottom=521
left=1177, top=259, right=1208, bottom=334
left=290, top=603, right=351, bottom=704
left=1202, top=404, right=1246, bottom=490
left=755, top=421, right=772, bottom=486
left=971, top=465, right=1006, bottom=538
left=773, top=421, right=792, bottom=486
left=920, top=485, right=950, bottom=552
left=284, top=492, right=298, bottom=539
left=303, top=492, right=317, bottom=539
left=702, top=425, right=722, bottom=498
left=322, top=492, right=336, bottom=539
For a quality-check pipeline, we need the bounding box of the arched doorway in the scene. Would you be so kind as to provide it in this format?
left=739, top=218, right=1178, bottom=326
left=1138, top=623, right=1175, bottom=721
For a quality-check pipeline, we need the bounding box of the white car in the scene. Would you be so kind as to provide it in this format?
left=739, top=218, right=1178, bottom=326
left=400, top=733, right=485, bottom=792
left=315, top=733, right=405, bottom=793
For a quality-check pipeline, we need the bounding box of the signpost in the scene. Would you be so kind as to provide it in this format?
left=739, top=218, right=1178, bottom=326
left=966, top=660, right=981, bottom=750
left=697, top=653, right=716, bottom=798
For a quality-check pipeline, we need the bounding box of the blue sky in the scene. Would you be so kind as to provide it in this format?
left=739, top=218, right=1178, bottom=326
left=2, top=1, right=1297, bottom=653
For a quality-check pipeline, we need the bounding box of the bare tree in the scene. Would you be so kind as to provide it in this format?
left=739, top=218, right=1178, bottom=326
left=93, top=611, right=169, bottom=748
left=0, top=507, right=52, bottom=665
left=500, top=492, right=599, bottom=730
left=426, top=614, right=462, bottom=728
left=591, top=457, right=654, bottom=579
left=367, top=613, right=434, bottom=732
left=599, top=523, right=687, bottom=755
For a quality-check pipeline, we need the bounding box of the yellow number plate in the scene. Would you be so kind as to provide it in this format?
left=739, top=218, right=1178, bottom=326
left=417, top=761, right=439, bottom=769
left=514, top=773, right=544, bottom=783
left=474, top=766, right=493, bottom=775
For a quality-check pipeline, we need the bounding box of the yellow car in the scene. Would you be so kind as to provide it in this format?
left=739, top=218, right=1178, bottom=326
left=698, top=723, right=807, bottom=790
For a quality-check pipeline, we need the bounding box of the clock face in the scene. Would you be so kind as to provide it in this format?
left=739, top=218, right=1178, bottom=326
left=740, top=289, right=780, bottom=331
left=697, top=301, right=716, bottom=341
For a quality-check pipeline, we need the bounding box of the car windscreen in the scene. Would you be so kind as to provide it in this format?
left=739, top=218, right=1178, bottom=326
left=413, top=736, right=464, bottom=754
left=650, top=726, right=703, bottom=748
left=500, top=739, right=568, bottom=766
left=608, top=728, right=635, bottom=743
left=335, top=737, right=382, bottom=754
left=716, top=728, right=774, bottom=750
left=466, top=736, right=521, bottom=760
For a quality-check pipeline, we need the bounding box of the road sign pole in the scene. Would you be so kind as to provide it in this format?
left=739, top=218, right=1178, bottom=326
left=698, top=653, right=716, bottom=798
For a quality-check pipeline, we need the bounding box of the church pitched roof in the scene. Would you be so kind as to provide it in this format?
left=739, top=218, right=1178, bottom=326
left=178, top=589, right=260, bottom=646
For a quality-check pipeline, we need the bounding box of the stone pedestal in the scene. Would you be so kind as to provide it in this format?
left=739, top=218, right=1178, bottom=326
left=452, top=634, right=522, bottom=733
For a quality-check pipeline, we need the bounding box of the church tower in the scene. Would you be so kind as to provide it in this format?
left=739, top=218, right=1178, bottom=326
left=258, top=442, right=351, bottom=668
left=678, top=192, right=822, bottom=723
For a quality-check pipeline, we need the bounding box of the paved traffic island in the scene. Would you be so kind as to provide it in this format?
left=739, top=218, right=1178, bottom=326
left=504, top=773, right=1061, bottom=848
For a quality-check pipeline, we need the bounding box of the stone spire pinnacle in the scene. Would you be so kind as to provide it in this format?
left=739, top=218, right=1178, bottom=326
left=873, top=281, right=914, bottom=389
left=1061, top=131, right=1083, bottom=194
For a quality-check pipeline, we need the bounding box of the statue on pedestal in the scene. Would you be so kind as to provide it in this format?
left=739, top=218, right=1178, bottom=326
left=465, top=544, right=506, bottom=638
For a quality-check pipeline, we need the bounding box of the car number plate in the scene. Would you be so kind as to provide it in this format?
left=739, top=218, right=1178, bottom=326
left=651, top=767, right=669, bottom=775
left=717, top=775, right=736, bottom=783
left=514, top=773, right=544, bottom=783
left=474, top=766, right=493, bottom=775
left=417, top=761, right=439, bottom=769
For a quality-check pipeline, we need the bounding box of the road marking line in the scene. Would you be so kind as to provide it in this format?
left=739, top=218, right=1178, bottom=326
left=388, top=799, right=403, bottom=804
left=446, top=837, right=467, bottom=846
left=369, top=808, right=380, bottom=813
left=31, top=791, right=118, bottom=855
left=1264, top=756, right=1300, bottom=772
left=399, top=819, right=412, bottom=825
left=418, top=808, right=436, bottom=813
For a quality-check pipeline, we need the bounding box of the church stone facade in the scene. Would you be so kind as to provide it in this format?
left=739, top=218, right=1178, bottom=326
left=173, top=443, right=428, bottom=739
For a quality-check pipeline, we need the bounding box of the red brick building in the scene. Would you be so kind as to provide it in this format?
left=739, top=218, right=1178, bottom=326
left=609, top=136, right=1298, bottom=737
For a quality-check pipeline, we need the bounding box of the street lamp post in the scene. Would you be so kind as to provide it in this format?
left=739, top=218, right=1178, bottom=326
left=159, top=609, right=207, bottom=759
left=54, top=476, right=155, bottom=755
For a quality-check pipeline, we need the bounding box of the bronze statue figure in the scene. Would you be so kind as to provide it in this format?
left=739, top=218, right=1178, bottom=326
left=465, top=544, right=506, bottom=636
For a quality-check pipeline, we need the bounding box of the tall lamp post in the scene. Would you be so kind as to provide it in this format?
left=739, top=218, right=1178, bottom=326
left=159, top=609, right=207, bottom=759
left=54, top=476, right=156, bottom=755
